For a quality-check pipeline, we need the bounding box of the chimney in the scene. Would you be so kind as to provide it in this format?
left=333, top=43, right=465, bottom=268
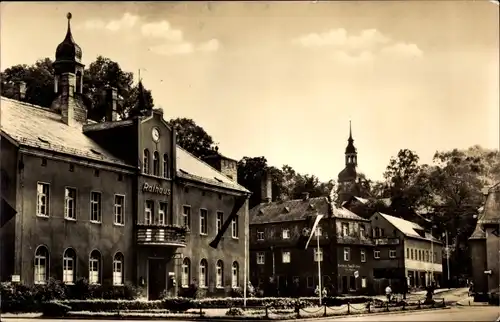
left=302, top=192, right=310, bottom=201
left=14, top=81, right=26, bottom=101
left=260, top=170, right=272, bottom=203
left=104, top=86, right=118, bottom=122
left=60, top=72, right=76, bottom=125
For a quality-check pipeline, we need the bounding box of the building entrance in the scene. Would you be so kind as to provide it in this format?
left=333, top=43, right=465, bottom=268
left=148, top=258, right=166, bottom=300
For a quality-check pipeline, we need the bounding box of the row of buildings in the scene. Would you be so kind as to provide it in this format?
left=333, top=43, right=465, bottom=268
left=3, top=13, right=497, bottom=300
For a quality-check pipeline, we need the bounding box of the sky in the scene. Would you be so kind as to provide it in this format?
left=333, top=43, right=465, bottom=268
left=1, top=1, right=499, bottom=182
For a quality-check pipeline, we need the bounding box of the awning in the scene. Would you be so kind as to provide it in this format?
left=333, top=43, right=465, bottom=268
left=1, top=198, right=17, bottom=228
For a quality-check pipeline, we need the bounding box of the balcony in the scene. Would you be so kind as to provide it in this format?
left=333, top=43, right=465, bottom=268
left=136, top=224, right=187, bottom=247
left=374, top=237, right=400, bottom=246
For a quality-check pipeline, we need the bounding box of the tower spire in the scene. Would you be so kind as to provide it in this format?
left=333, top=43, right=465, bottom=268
left=349, top=120, right=353, bottom=141
left=64, top=12, right=74, bottom=42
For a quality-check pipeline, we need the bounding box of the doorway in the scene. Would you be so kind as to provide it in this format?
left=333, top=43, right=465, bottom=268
left=341, top=276, right=348, bottom=294
left=148, top=258, right=166, bottom=300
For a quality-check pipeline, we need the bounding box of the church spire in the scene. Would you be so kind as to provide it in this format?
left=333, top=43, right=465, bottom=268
left=348, top=120, right=353, bottom=141
left=344, top=121, right=357, bottom=166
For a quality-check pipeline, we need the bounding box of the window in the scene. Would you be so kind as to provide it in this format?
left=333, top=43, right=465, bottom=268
left=282, top=251, right=291, bottom=263
left=433, top=252, right=437, bottom=263
left=114, top=195, right=125, bottom=225
left=163, top=154, right=169, bottom=178
left=89, top=250, right=101, bottom=285
left=34, top=245, right=49, bottom=284
left=199, top=259, right=208, bottom=288
left=411, top=249, right=414, bottom=260
left=375, top=227, right=380, bottom=237
left=307, top=276, right=314, bottom=288
left=145, top=200, right=154, bottom=225
left=36, top=182, right=50, bottom=217
left=181, top=258, right=190, bottom=287
left=360, top=249, right=366, bottom=262
left=200, top=209, right=208, bottom=235
left=282, top=229, right=290, bottom=239
left=216, top=212, right=223, bottom=232
left=344, top=247, right=350, bottom=261
left=359, top=225, right=365, bottom=237
left=257, top=252, right=265, bottom=265
left=361, top=277, right=367, bottom=288
left=153, top=151, right=160, bottom=176
left=232, top=215, right=239, bottom=238
left=64, top=188, right=76, bottom=220
left=380, top=228, right=385, bottom=237
left=418, top=250, right=422, bottom=261
left=63, top=248, right=76, bottom=284
left=143, top=149, right=150, bottom=174
left=90, top=192, right=102, bottom=223
left=216, top=260, right=224, bottom=288
left=158, top=202, right=168, bottom=225
left=374, top=250, right=380, bottom=259
left=182, top=206, right=191, bottom=229
left=406, top=248, right=409, bottom=259
left=232, top=262, right=239, bottom=288
left=113, top=253, right=124, bottom=286
left=349, top=276, right=356, bottom=290
left=425, top=250, right=429, bottom=262
left=342, top=223, right=349, bottom=236
left=314, top=248, right=323, bottom=262
left=257, top=230, right=264, bottom=241
left=389, top=249, right=397, bottom=258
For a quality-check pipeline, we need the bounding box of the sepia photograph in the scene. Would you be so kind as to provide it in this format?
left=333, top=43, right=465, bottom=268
left=0, top=1, right=499, bottom=321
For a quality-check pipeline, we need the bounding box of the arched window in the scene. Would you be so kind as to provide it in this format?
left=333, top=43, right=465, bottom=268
left=89, top=250, right=102, bottom=285
left=143, top=149, right=150, bottom=174
left=181, top=258, right=190, bottom=287
left=216, top=260, right=224, bottom=288
left=153, top=151, right=160, bottom=176
left=232, top=261, right=239, bottom=288
left=34, top=245, right=49, bottom=284
left=76, top=71, right=82, bottom=94
left=163, top=154, right=169, bottom=178
left=63, top=248, right=76, bottom=284
left=199, top=259, right=208, bottom=288
left=113, top=252, right=124, bottom=286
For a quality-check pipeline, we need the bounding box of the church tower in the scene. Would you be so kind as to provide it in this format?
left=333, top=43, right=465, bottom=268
left=50, top=13, right=87, bottom=125
left=337, top=121, right=360, bottom=203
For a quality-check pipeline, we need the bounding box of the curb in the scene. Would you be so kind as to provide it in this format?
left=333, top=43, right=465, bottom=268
left=16, top=307, right=451, bottom=321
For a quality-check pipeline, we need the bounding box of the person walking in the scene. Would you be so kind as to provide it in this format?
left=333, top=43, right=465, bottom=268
left=385, top=285, right=393, bottom=302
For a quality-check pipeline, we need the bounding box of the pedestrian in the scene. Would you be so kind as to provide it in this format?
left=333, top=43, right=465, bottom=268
left=315, top=285, right=320, bottom=296
left=385, top=285, right=392, bottom=302
left=468, top=282, right=474, bottom=297
left=322, top=287, right=328, bottom=298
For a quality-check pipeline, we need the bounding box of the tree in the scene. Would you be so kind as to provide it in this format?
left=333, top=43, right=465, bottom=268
left=166, top=118, right=216, bottom=159
left=1, top=56, right=154, bottom=121
left=237, top=156, right=269, bottom=208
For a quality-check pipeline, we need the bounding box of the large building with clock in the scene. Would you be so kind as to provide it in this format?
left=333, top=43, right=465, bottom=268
left=0, top=13, right=250, bottom=300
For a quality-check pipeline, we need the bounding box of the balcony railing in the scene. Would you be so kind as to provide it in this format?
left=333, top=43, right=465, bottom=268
left=136, top=224, right=187, bottom=247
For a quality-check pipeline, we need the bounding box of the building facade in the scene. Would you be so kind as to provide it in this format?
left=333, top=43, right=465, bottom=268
left=0, top=13, right=250, bottom=300
left=469, top=183, right=500, bottom=300
left=369, top=212, right=443, bottom=293
left=249, top=177, right=375, bottom=296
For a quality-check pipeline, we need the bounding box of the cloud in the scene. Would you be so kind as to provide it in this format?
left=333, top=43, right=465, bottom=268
left=79, top=15, right=219, bottom=56
left=141, top=21, right=183, bottom=42
left=292, top=28, right=423, bottom=62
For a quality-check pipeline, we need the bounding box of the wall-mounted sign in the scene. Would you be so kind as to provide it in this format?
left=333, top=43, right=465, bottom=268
left=142, top=183, right=171, bottom=196
left=11, top=275, right=20, bottom=282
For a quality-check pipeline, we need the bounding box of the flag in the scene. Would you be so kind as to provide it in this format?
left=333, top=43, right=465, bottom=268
left=210, top=194, right=248, bottom=249
left=296, top=213, right=324, bottom=250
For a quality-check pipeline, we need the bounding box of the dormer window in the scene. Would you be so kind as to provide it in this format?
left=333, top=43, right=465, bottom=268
left=163, top=154, right=169, bottom=178
left=143, top=149, right=150, bottom=174
left=153, top=151, right=160, bottom=176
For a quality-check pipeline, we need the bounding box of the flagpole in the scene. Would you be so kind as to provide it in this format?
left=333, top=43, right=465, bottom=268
left=317, top=226, right=322, bottom=305
left=243, top=199, right=248, bottom=308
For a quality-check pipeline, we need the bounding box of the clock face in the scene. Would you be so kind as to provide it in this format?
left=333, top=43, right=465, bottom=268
left=152, top=128, right=160, bottom=142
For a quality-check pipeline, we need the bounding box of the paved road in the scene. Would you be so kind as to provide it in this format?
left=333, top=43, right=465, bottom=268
left=332, top=306, right=500, bottom=321
left=2, top=306, right=499, bottom=322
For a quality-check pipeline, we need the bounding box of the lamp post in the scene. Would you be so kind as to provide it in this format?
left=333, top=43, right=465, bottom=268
left=317, top=226, right=322, bottom=305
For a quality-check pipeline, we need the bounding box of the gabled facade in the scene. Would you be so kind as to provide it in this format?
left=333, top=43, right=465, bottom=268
left=0, top=13, right=250, bottom=300
left=369, top=212, right=443, bottom=293
left=469, top=183, right=500, bottom=300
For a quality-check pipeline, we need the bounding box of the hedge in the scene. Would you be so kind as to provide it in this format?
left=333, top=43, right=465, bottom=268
left=53, top=296, right=374, bottom=313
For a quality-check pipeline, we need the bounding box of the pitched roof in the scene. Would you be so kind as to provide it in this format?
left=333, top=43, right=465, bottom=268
left=478, top=184, right=500, bottom=225
left=375, top=212, right=441, bottom=243
left=1, top=96, right=249, bottom=193
left=250, top=196, right=369, bottom=225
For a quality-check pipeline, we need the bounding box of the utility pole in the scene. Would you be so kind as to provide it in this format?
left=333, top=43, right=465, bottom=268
left=445, top=230, right=450, bottom=287
left=317, top=226, right=322, bottom=305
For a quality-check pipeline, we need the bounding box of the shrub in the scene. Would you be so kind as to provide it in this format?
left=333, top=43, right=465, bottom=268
left=42, top=301, right=71, bottom=317
left=178, top=281, right=200, bottom=299
left=226, top=307, right=244, bottom=316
